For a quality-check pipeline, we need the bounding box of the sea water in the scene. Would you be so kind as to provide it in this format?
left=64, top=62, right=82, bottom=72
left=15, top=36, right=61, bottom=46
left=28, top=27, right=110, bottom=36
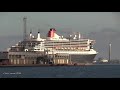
left=0, top=65, right=120, bottom=78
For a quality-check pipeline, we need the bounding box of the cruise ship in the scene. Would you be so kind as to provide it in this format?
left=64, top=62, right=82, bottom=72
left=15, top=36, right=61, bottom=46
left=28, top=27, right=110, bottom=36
left=1, top=17, right=97, bottom=65
left=7, top=27, right=98, bottom=65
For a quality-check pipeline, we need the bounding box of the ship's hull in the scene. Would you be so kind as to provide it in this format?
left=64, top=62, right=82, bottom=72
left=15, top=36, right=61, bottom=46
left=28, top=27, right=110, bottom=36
left=70, top=54, right=97, bottom=64
left=47, top=49, right=97, bottom=64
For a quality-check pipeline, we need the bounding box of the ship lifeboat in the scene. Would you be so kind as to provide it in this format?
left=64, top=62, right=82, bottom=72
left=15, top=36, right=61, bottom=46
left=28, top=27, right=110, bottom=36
left=79, top=48, right=83, bottom=51
left=78, top=47, right=80, bottom=49
left=65, top=47, right=67, bottom=49
left=71, top=47, right=73, bottom=50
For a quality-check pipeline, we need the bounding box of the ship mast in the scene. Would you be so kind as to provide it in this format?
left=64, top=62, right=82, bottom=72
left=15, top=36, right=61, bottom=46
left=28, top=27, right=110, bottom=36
left=23, top=17, right=27, bottom=48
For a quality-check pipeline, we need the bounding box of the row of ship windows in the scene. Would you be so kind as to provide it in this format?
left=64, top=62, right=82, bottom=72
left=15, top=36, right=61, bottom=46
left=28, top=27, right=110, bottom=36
left=45, top=45, right=88, bottom=47
left=20, top=42, right=89, bottom=46
left=23, top=42, right=84, bottom=45
left=47, top=48, right=88, bottom=50
left=45, top=40, right=89, bottom=43
left=9, top=56, right=37, bottom=59
left=45, top=43, right=88, bottom=45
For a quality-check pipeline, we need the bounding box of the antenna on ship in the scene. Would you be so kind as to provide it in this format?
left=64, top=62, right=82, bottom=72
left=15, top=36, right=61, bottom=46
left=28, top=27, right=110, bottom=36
left=109, top=43, right=111, bottom=63
left=30, top=29, right=32, bottom=39
left=78, top=32, right=81, bottom=40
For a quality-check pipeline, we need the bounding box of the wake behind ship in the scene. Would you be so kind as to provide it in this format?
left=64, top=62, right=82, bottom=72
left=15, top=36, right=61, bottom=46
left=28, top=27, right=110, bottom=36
left=1, top=17, right=98, bottom=65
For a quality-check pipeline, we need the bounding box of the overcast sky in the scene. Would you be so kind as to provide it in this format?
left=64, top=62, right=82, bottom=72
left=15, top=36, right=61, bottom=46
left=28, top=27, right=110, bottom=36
left=0, top=12, right=120, bottom=36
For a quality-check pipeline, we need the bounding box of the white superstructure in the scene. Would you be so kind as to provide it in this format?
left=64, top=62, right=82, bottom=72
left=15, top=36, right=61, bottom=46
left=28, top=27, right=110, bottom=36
left=33, top=28, right=97, bottom=54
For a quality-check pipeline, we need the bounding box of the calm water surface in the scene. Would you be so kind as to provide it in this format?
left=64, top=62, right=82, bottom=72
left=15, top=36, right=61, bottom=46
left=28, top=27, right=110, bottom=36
left=0, top=65, right=120, bottom=78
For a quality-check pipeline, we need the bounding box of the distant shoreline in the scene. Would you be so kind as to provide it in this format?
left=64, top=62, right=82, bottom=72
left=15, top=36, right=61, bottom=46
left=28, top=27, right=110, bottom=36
left=0, top=64, right=120, bottom=67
